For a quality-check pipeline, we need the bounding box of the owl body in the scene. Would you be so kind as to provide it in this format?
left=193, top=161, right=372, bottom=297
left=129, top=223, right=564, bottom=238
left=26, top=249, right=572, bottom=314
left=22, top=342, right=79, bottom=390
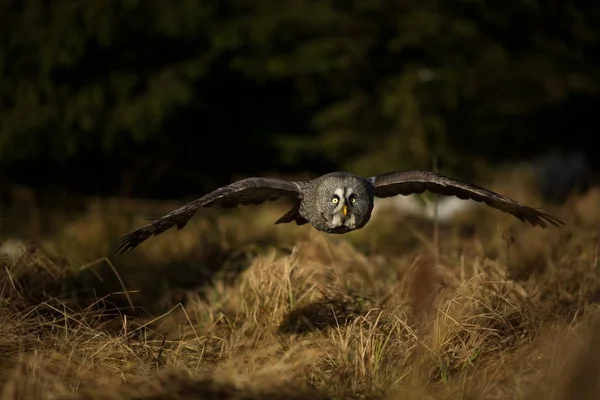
left=292, top=172, right=375, bottom=234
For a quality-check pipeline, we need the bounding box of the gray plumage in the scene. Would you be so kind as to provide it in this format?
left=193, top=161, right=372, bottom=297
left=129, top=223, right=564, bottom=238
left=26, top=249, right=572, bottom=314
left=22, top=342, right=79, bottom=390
left=113, top=170, right=564, bottom=254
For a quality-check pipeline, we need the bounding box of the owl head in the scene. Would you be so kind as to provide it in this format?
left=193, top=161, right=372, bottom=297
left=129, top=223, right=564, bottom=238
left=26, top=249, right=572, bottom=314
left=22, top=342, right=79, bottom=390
left=314, top=173, right=374, bottom=233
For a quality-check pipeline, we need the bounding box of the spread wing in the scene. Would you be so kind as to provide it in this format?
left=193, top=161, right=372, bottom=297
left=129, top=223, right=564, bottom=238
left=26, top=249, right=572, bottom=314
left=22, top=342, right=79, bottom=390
left=368, top=170, right=564, bottom=228
left=113, top=177, right=301, bottom=254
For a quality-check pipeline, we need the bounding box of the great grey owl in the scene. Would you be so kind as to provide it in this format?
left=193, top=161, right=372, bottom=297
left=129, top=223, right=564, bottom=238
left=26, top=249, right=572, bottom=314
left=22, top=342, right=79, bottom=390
left=113, top=170, right=564, bottom=254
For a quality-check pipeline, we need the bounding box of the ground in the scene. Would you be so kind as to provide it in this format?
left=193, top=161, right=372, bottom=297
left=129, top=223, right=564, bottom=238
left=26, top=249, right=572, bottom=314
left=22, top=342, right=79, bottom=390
left=1, top=168, right=599, bottom=400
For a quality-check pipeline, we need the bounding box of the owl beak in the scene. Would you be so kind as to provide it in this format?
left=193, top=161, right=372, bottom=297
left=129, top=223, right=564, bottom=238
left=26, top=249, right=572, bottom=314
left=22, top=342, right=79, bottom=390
left=342, top=204, right=348, bottom=217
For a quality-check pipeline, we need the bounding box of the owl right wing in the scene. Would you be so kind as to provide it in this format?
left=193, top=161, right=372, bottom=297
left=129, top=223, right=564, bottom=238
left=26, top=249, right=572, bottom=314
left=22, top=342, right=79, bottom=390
left=368, top=170, right=564, bottom=229
left=113, top=177, right=301, bottom=254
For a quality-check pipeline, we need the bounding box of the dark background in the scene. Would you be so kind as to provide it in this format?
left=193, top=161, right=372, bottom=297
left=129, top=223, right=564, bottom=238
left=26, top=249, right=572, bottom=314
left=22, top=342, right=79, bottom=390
left=1, top=0, right=599, bottom=200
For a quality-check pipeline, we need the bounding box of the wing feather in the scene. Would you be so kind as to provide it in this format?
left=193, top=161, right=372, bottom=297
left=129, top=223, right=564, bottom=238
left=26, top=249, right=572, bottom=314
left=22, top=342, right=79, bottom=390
left=113, top=177, right=300, bottom=254
left=368, top=170, right=564, bottom=228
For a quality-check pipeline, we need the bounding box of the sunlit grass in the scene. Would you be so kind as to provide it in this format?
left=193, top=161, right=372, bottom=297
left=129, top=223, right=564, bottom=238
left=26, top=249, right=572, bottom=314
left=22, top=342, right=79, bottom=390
left=0, top=171, right=599, bottom=399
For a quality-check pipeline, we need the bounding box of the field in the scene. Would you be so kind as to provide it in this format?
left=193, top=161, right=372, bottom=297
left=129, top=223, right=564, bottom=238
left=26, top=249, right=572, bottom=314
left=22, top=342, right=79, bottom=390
left=1, top=169, right=600, bottom=400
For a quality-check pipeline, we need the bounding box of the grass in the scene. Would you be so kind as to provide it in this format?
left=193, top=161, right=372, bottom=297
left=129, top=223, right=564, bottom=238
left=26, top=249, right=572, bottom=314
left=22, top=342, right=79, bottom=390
left=1, top=170, right=600, bottom=399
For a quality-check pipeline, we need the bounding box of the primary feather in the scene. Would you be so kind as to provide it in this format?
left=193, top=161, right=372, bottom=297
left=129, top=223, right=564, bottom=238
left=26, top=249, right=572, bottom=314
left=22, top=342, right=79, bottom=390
left=368, top=170, right=563, bottom=228
left=113, top=177, right=299, bottom=254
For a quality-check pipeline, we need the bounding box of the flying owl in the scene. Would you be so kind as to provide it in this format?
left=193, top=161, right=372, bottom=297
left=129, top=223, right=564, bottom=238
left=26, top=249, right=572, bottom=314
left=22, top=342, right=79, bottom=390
left=113, top=170, right=564, bottom=254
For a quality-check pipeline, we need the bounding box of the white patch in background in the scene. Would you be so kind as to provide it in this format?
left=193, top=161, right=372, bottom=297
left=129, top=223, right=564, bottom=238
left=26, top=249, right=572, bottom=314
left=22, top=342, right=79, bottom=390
left=371, top=194, right=475, bottom=222
left=0, top=238, right=28, bottom=262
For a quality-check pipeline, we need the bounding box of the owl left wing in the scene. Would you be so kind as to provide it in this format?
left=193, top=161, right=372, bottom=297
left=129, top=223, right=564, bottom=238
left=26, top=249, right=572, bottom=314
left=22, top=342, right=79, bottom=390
left=113, top=177, right=301, bottom=254
left=368, top=170, right=564, bottom=228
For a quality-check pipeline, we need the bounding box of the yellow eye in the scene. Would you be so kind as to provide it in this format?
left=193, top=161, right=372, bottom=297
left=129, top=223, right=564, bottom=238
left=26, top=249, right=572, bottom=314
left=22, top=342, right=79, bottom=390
left=331, top=196, right=339, bottom=204
left=350, top=197, right=357, bottom=204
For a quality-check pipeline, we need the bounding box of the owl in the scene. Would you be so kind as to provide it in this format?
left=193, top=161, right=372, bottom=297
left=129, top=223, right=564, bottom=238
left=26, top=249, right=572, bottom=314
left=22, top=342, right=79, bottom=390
left=113, top=170, right=563, bottom=254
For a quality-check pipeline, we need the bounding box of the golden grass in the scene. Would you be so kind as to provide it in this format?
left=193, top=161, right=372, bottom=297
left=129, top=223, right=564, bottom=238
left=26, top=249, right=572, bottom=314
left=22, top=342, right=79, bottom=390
left=1, top=173, right=600, bottom=399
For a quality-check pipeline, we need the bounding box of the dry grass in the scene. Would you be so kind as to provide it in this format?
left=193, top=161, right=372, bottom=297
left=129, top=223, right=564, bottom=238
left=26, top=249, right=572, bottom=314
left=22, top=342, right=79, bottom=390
left=1, top=172, right=600, bottom=400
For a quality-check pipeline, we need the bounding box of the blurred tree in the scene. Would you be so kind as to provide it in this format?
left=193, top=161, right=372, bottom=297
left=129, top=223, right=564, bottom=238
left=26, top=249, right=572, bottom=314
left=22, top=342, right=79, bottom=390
left=213, top=0, right=600, bottom=178
left=1, top=0, right=599, bottom=197
left=0, top=0, right=216, bottom=160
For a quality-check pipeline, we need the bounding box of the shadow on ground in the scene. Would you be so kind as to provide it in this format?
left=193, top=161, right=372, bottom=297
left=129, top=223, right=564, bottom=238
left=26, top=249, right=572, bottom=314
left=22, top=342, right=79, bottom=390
left=278, top=294, right=379, bottom=334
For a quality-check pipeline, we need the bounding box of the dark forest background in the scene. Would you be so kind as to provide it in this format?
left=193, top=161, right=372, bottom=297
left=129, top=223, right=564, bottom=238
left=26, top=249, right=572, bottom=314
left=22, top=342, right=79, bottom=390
left=1, top=0, right=599, bottom=200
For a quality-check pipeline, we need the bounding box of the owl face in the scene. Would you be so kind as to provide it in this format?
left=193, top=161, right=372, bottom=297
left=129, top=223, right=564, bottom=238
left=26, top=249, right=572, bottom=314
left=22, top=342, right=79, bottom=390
left=316, top=175, right=373, bottom=232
